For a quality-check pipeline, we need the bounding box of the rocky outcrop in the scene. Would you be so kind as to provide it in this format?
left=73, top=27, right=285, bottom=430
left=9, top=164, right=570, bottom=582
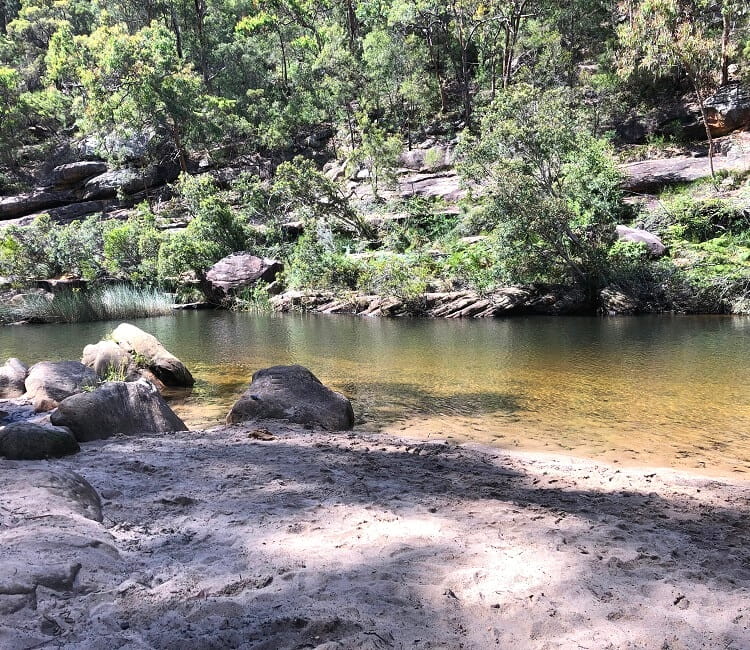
left=227, top=365, right=354, bottom=430
left=0, top=358, right=28, bottom=398
left=621, top=152, right=750, bottom=193
left=270, top=285, right=590, bottom=318
left=51, top=380, right=188, bottom=442
left=0, top=422, right=80, bottom=460
left=599, top=287, right=641, bottom=315
left=108, top=323, right=194, bottom=387
left=398, top=145, right=453, bottom=172
left=50, top=161, right=108, bottom=188
left=82, top=167, right=162, bottom=200
left=24, top=361, right=98, bottom=412
left=202, top=252, right=284, bottom=303
left=704, top=84, right=750, bottom=137
left=0, top=189, right=76, bottom=220
left=615, top=225, right=667, bottom=257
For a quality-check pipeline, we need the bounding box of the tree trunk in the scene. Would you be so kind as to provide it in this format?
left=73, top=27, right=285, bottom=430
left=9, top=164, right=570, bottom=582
left=277, top=28, right=288, bottom=88
left=720, top=9, right=731, bottom=86
left=694, top=84, right=716, bottom=180
left=345, top=0, right=358, bottom=52
left=170, top=6, right=184, bottom=60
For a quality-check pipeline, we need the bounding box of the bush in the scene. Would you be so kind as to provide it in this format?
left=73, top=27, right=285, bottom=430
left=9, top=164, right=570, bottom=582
left=103, top=206, right=163, bottom=284
left=0, top=214, right=106, bottom=284
left=286, top=229, right=364, bottom=291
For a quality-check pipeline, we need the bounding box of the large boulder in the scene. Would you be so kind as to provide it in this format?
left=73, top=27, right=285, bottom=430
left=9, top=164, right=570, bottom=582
left=0, top=189, right=75, bottom=220
left=109, top=323, right=194, bottom=387
left=50, top=161, right=108, bottom=188
left=0, top=422, right=80, bottom=460
left=51, top=380, right=188, bottom=442
left=704, top=84, right=750, bottom=137
left=226, top=364, right=354, bottom=430
left=202, top=252, right=284, bottom=303
left=615, top=225, right=667, bottom=257
left=24, top=361, right=98, bottom=412
left=82, top=167, right=161, bottom=200
left=0, top=358, right=28, bottom=398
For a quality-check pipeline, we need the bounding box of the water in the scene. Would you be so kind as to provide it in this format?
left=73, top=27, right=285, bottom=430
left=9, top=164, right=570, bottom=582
left=2, top=311, right=750, bottom=476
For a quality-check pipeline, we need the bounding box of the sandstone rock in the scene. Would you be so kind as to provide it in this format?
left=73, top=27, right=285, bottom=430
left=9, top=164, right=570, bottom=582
left=599, top=287, right=641, bottom=315
left=203, top=252, right=284, bottom=302
left=0, top=358, right=28, bottom=398
left=620, top=154, right=750, bottom=193
left=0, top=189, right=75, bottom=220
left=227, top=364, right=354, bottom=430
left=50, top=161, right=108, bottom=188
left=25, top=361, right=98, bottom=412
left=82, top=340, right=133, bottom=379
left=616, top=225, right=667, bottom=257
left=398, top=145, right=453, bottom=172
left=110, top=323, right=194, bottom=387
left=0, top=422, right=80, bottom=460
left=704, top=84, right=750, bottom=137
left=51, top=380, right=188, bottom=441
left=83, top=168, right=160, bottom=200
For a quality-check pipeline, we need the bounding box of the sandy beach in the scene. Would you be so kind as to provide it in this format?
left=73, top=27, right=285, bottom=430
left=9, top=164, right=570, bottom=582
left=1, top=422, right=749, bottom=649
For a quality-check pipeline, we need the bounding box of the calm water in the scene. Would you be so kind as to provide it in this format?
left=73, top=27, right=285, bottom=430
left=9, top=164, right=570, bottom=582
left=2, top=311, right=750, bottom=476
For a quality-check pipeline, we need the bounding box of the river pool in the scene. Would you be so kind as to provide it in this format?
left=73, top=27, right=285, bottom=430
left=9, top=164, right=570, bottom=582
left=2, top=311, right=749, bottom=476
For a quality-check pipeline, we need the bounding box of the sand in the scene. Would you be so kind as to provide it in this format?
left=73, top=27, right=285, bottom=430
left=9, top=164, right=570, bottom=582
left=1, top=422, right=749, bottom=649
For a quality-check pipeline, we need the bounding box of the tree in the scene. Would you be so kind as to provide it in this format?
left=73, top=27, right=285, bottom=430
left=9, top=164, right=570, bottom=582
left=458, top=84, right=625, bottom=290
left=617, top=0, right=744, bottom=179
left=62, top=21, right=233, bottom=169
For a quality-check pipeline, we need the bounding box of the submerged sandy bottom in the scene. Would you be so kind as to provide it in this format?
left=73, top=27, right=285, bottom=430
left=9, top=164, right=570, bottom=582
left=2, top=423, right=749, bottom=649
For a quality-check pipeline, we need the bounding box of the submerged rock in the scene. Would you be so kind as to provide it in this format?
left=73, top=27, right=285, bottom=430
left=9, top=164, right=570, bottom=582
left=24, top=361, right=98, bottom=412
left=227, top=364, right=354, bottom=430
left=51, top=380, right=188, bottom=441
left=0, top=358, right=28, bottom=399
left=0, top=422, right=80, bottom=460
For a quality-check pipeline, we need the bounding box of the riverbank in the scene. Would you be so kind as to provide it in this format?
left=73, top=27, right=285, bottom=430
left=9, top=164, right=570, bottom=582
left=2, top=422, right=748, bottom=649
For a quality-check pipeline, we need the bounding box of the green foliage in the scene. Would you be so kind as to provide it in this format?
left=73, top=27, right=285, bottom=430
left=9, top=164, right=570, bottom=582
left=0, top=214, right=106, bottom=283
left=0, top=285, right=172, bottom=324
left=286, top=229, right=363, bottom=291
left=662, top=196, right=750, bottom=243
left=158, top=174, right=251, bottom=280
left=458, top=84, right=625, bottom=288
left=103, top=205, right=163, bottom=284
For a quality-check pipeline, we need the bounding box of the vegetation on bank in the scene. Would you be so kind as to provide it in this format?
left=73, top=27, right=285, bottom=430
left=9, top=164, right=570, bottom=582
left=1, top=1, right=750, bottom=315
left=0, top=285, right=173, bottom=324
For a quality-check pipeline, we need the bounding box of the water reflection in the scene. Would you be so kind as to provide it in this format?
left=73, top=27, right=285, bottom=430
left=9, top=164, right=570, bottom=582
left=2, top=312, right=749, bottom=476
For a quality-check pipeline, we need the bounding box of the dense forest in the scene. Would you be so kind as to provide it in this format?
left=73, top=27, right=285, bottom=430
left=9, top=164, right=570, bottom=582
left=1, top=0, right=750, bottom=319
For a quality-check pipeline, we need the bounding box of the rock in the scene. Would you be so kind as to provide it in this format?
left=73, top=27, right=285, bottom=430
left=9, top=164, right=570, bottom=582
left=109, top=322, right=194, bottom=387
left=703, top=84, right=750, bottom=137
left=25, top=361, right=98, bottom=412
left=51, top=380, right=188, bottom=441
left=227, top=364, right=354, bottom=430
left=82, top=168, right=161, bottom=200
left=616, top=225, right=667, bottom=257
left=620, top=154, right=750, bottom=193
left=599, top=287, right=641, bottom=315
left=0, top=466, right=122, bottom=622
left=0, top=358, right=28, bottom=398
left=82, top=340, right=133, bottom=379
left=0, top=400, right=36, bottom=424
left=50, top=161, right=108, bottom=188
left=0, top=422, right=80, bottom=460
left=202, top=252, right=284, bottom=303
left=398, top=145, right=453, bottom=172
left=0, top=189, right=76, bottom=220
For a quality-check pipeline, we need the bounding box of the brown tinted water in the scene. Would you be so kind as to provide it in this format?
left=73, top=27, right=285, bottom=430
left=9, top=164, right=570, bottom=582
left=2, top=311, right=749, bottom=476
